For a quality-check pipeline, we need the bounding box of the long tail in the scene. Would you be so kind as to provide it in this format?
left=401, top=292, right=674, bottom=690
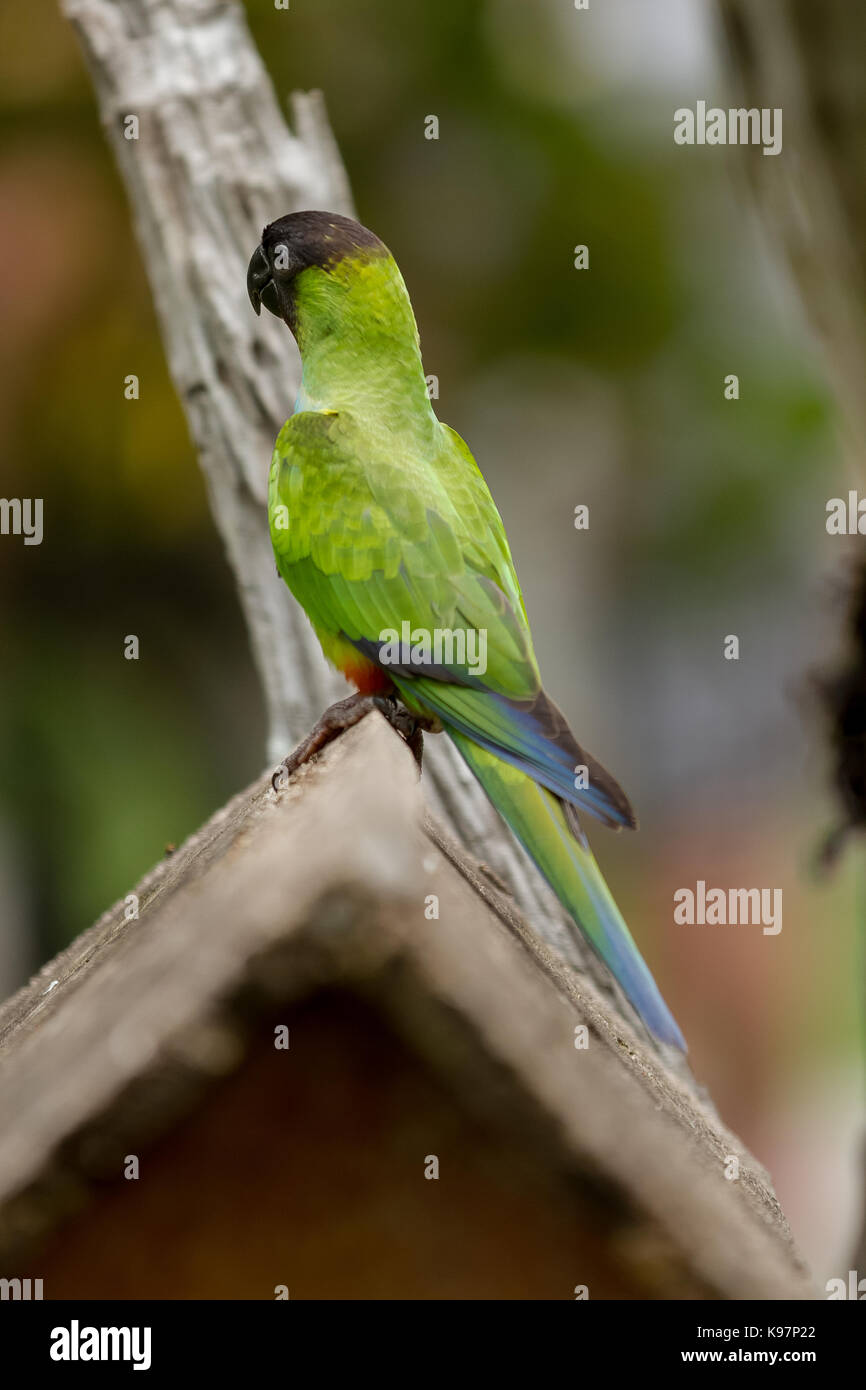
left=449, top=731, right=686, bottom=1050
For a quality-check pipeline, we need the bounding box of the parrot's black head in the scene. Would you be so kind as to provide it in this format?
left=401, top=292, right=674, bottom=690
left=246, top=210, right=385, bottom=330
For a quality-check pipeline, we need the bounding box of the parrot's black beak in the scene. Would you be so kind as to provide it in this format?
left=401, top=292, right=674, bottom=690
left=247, top=243, right=281, bottom=318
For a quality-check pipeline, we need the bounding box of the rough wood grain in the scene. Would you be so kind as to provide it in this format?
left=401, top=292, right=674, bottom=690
left=0, top=717, right=813, bottom=1298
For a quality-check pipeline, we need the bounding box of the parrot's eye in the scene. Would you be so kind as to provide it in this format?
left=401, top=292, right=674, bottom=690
left=271, top=242, right=293, bottom=276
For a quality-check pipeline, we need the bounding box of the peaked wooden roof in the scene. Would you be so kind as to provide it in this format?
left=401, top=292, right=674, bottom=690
left=0, top=715, right=812, bottom=1296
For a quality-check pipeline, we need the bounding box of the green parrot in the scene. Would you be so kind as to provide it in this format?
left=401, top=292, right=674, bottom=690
left=247, top=210, right=685, bottom=1050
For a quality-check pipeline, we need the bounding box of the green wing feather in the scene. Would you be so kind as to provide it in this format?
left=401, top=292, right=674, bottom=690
left=269, top=411, right=537, bottom=695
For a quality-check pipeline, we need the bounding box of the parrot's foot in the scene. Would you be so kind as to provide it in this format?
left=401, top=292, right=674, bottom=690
left=374, top=695, right=441, bottom=771
left=271, top=693, right=437, bottom=790
left=272, top=694, right=379, bottom=789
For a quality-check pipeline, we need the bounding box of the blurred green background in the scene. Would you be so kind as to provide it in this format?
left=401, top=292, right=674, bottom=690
left=0, top=0, right=861, bottom=1283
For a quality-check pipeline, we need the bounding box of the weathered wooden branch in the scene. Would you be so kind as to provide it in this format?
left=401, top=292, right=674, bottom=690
left=60, top=0, right=650, bottom=1041
left=0, top=718, right=813, bottom=1297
